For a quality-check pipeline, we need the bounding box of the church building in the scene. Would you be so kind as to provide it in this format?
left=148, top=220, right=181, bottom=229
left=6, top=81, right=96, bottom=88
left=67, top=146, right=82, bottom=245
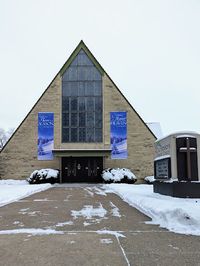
left=0, top=41, right=156, bottom=182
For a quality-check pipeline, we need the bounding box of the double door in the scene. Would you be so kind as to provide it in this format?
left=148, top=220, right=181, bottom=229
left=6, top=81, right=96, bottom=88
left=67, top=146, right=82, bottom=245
left=62, top=157, right=103, bottom=182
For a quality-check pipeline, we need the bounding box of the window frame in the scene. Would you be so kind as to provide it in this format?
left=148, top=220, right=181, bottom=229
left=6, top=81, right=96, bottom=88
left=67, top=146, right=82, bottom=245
left=61, top=49, right=103, bottom=143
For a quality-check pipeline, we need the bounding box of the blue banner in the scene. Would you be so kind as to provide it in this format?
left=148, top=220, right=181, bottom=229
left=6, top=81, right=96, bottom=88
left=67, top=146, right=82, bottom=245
left=110, top=112, right=127, bottom=159
left=38, top=113, right=54, bottom=160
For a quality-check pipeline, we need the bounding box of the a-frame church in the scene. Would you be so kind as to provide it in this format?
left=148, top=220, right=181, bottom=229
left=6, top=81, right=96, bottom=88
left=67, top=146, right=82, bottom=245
left=0, top=41, right=156, bottom=182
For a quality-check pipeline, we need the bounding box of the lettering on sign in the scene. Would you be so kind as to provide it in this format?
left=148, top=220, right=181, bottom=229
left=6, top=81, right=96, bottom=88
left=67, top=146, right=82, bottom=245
left=38, top=115, right=54, bottom=127
left=155, top=138, right=170, bottom=158
left=154, top=158, right=171, bottom=179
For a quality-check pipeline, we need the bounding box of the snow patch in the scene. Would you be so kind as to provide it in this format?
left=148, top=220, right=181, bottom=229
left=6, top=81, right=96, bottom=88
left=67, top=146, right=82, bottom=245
left=154, top=155, right=171, bottom=161
left=97, top=230, right=125, bottom=238
left=100, top=238, right=113, bottom=244
left=71, top=204, right=107, bottom=219
left=20, top=208, right=29, bottom=212
left=0, top=180, right=28, bottom=185
left=56, top=221, right=74, bottom=227
left=13, top=221, right=20, bottom=225
left=92, top=187, right=107, bottom=196
left=64, top=195, right=72, bottom=201
left=86, top=186, right=107, bottom=196
left=105, top=184, right=200, bottom=236
left=83, top=221, right=92, bottom=227
left=0, top=228, right=63, bottom=235
left=33, top=198, right=53, bottom=202
left=144, top=176, right=155, bottom=184
left=84, top=188, right=94, bottom=197
left=0, top=180, right=51, bottom=207
left=29, top=211, right=41, bottom=216
left=110, top=202, right=121, bottom=217
left=13, top=221, right=24, bottom=227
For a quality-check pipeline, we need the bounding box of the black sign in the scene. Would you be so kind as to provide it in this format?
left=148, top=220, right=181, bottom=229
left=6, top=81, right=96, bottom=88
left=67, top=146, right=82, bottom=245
left=154, top=158, right=171, bottom=180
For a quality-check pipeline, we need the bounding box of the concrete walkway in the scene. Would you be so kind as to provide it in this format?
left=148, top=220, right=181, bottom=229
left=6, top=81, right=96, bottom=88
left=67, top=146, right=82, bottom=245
left=0, top=184, right=200, bottom=266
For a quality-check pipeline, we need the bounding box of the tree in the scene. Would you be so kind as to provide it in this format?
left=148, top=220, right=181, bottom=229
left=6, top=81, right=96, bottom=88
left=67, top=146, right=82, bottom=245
left=0, top=128, right=7, bottom=149
left=0, top=128, right=15, bottom=150
left=6, top=128, right=15, bottom=140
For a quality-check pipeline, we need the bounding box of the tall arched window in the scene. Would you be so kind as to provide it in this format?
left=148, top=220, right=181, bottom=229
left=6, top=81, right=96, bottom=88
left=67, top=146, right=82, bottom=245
left=62, top=49, right=103, bottom=142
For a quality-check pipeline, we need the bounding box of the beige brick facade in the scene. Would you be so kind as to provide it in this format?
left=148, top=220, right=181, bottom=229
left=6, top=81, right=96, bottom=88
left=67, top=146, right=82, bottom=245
left=0, top=42, right=156, bottom=182
left=103, top=75, right=155, bottom=180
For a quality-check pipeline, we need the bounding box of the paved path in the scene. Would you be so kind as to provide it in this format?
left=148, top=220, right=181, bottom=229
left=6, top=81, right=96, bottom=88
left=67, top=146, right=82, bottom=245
left=0, top=184, right=200, bottom=266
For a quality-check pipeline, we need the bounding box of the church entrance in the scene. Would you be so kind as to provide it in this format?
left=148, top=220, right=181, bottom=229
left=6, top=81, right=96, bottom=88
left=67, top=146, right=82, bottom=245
left=61, top=157, right=103, bottom=183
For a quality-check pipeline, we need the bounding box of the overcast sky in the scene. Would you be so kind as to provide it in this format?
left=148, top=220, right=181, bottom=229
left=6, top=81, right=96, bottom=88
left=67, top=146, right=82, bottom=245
left=0, top=0, right=200, bottom=135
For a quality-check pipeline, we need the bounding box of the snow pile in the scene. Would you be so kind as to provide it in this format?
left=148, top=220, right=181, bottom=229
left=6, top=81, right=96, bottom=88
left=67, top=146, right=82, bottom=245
left=105, top=184, right=200, bottom=236
left=0, top=180, right=51, bottom=207
left=27, top=169, right=59, bottom=184
left=102, top=168, right=137, bottom=183
left=144, top=176, right=155, bottom=184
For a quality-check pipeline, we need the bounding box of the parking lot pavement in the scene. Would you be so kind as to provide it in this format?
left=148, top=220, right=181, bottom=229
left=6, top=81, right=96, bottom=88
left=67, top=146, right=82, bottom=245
left=0, top=184, right=200, bottom=266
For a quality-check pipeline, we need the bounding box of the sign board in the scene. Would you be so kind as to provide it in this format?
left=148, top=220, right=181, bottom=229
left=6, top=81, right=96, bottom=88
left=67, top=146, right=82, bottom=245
left=110, top=112, right=127, bottom=159
left=154, top=158, right=171, bottom=179
left=38, top=112, right=54, bottom=160
left=155, top=137, right=170, bottom=159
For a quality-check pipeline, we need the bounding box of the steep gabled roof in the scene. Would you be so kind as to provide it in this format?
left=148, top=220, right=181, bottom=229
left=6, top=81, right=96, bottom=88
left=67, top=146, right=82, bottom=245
left=0, top=40, right=156, bottom=153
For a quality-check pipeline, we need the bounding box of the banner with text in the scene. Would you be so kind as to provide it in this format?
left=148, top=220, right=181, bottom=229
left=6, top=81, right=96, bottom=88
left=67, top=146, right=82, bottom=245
left=38, top=112, right=54, bottom=160
left=110, top=112, right=127, bottom=159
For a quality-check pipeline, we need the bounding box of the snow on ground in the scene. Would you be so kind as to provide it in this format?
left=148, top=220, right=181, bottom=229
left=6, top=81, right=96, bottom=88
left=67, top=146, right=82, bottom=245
left=0, top=228, right=63, bottom=235
left=56, top=221, right=74, bottom=227
left=100, top=238, right=113, bottom=244
left=110, top=202, right=121, bottom=217
left=97, top=229, right=125, bottom=238
left=84, top=186, right=107, bottom=196
left=71, top=204, right=107, bottom=219
left=104, top=184, right=200, bottom=236
left=0, top=179, right=52, bottom=207
left=0, top=179, right=28, bottom=185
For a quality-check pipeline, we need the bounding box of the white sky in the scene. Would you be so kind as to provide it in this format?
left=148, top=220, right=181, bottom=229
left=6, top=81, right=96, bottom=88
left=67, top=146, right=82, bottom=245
left=0, top=0, right=200, bottom=135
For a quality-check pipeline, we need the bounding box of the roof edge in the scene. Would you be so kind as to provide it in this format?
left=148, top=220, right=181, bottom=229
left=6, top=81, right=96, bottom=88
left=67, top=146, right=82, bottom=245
left=0, top=40, right=156, bottom=154
left=60, top=40, right=104, bottom=76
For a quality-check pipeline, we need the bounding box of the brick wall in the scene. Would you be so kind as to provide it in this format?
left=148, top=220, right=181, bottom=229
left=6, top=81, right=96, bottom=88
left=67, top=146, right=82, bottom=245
left=0, top=75, right=61, bottom=179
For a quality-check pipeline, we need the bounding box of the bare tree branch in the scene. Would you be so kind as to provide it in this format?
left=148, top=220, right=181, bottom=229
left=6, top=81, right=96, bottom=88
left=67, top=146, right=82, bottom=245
left=0, top=128, right=15, bottom=150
